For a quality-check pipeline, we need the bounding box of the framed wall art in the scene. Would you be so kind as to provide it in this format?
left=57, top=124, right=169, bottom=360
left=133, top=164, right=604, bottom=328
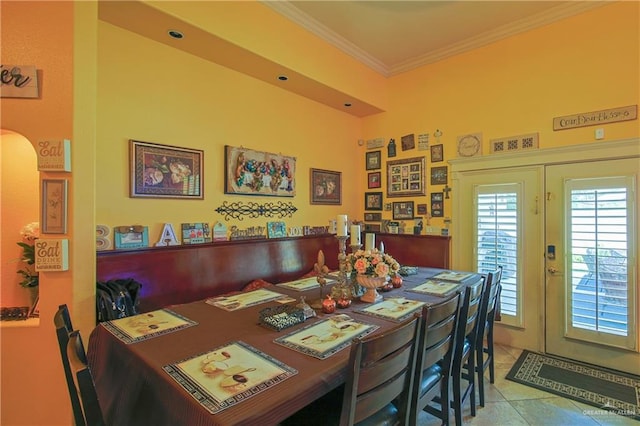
left=392, top=201, right=415, bottom=220
left=431, top=166, right=448, bottom=185
left=367, top=171, right=381, bottom=189
left=364, top=192, right=383, bottom=211
left=130, top=140, right=203, bottom=199
left=114, top=225, right=149, bottom=249
left=417, top=203, right=427, bottom=215
left=225, top=145, right=296, bottom=197
left=41, top=179, right=68, bottom=234
left=310, top=168, right=341, bottom=205
left=365, top=150, right=381, bottom=170
left=386, top=156, right=426, bottom=197
left=430, top=144, right=443, bottom=162
left=431, top=193, right=444, bottom=217
left=364, top=212, right=382, bottom=222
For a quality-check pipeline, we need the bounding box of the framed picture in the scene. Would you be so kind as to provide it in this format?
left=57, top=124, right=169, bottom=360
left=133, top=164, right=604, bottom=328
left=392, top=201, right=415, bottom=220
left=367, top=171, right=381, bottom=189
left=431, top=192, right=444, bottom=217
left=364, top=212, right=382, bottom=222
left=114, top=225, right=149, bottom=249
left=431, top=166, right=448, bottom=185
left=181, top=223, right=211, bottom=244
left=430, top=144, right=444, bottom=162
left=401, top=134, right=415, bottom=151
left=417, top=203, right=427, bottom=215
left=41, top=179, right=68, bottom=234
left=225, top=145, right=295, bottom=197
left=267, top=221, right=288, bottom=238
left=365, top=150, right=381, bottom=170
left=364, top=192, right=383, bottom=211
left=386, top=156, right=426, bottom=197
left=364, top=223, right=381, bottom=232
left=130, top=140, right=203, bottom=199
left=310, top=168, right=341, bottom=205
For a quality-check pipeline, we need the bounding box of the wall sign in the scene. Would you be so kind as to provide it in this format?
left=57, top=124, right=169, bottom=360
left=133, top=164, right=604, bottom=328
left=35, top=239, right=69, bottom=271
left=553, top=105, right=637, bottom=130
left=0, top=65, right=39, bottom=98
left=37, top=139, right=71, bottom=171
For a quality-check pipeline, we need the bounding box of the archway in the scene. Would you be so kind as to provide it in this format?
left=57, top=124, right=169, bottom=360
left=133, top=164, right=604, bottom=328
left=1, top=129, right=39, bottom=308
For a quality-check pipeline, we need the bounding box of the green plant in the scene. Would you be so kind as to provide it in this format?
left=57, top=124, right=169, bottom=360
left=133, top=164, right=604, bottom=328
left=17, top=222, right=39, bottom=288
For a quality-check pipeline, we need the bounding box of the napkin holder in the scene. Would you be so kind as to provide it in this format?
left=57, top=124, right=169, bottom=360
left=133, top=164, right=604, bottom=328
left=259, top=305, right=305, bottom=331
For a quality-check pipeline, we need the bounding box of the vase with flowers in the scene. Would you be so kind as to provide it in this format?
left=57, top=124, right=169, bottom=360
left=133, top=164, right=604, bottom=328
left=17, top=222, right=39, bottom=289
left=346, top=248, right=400, bottom=303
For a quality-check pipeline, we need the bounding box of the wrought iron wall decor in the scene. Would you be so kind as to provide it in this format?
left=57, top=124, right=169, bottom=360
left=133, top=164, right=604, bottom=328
left=215, top=201, right=298, bottom=221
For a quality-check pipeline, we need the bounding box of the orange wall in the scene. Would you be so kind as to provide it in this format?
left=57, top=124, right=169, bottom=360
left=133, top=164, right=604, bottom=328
left=361, top=2, right=639, bottom=225
left=0, top=1, right=76, bottom=425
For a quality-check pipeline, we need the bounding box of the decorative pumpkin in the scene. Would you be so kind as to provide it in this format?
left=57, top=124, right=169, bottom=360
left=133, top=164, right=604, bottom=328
left=392, top=274, right=403, bottom=288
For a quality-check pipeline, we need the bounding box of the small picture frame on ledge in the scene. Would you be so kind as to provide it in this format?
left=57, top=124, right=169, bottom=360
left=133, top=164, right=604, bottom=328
left=114, top=225, right=149, bottom=249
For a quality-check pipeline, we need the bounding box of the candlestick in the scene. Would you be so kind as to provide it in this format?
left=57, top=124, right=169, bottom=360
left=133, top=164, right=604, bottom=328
left=337, top=215, right=348, bottom=236
left=350, top=225, right=361, bottom=245
left=365, top=233, right=375, bottom=251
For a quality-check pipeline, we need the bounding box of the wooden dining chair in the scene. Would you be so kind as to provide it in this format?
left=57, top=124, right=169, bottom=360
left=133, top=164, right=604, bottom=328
left=450, top=278, right=484, bottom=426
left=476, top=266, right=503, bottom=407
left=409, top=292, right=461, bottom=425
left=54, top=304, right=85, bottom=426
left=281, top=313, right=421, bottom=426
left=67, top=330, right=107, bottom=426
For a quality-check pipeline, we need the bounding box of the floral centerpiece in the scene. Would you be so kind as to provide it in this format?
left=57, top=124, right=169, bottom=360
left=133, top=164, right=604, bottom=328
left=17, top=222, right=39, bottom=288
left=346, top=248, right=400, bottom=302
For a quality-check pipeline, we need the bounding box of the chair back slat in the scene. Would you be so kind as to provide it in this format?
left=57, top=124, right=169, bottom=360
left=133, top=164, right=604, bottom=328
left=67, top=331, right=106, bottom=426
left=341, top=313, right=420, bottom=426
left=410, top=292, right=461, bottom=425
left=54, top=304, right=86, bottom=426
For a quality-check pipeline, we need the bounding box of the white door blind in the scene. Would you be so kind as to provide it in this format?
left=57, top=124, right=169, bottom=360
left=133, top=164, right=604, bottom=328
left=476, top=186, right=520, bottom=325
left=569, top=180, right=632, bottom=341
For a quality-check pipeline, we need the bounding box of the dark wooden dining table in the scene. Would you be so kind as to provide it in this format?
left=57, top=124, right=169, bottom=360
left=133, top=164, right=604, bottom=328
left=87, top=267, right=482, bottom=426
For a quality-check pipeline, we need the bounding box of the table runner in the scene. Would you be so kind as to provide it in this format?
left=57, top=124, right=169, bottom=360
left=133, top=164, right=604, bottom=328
left=205, top=289, right=286, bottom=311
left=101, top=309, right=197, bottom=344
left=163, top=341, right=297, bottom=414
left=275, top=314, right=378, bottom=359
left=356, top=297, right=425, bottom=322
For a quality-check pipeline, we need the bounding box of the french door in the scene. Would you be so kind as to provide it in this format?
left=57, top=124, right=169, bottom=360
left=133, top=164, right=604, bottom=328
left=545, top=159, right=639, bottom=375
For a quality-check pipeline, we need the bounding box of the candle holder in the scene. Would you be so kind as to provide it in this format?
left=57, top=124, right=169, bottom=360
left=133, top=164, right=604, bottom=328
left=350, top=243, right=362, bottom=253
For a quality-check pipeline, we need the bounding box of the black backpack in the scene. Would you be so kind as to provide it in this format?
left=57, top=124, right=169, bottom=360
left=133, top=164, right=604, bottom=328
left=96, top=278, right=142, bottom=322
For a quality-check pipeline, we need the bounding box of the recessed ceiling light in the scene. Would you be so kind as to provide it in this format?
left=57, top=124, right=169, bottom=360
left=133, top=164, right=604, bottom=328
left=168, top=30, right=184, bottom=39
left=277, top=75, right=289, bottom=81
left=344, top=102, right=352, bottom=107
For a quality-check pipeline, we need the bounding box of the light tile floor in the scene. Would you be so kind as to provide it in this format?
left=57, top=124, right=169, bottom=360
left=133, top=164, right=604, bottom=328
left=417, top=345, right=639, bottom=425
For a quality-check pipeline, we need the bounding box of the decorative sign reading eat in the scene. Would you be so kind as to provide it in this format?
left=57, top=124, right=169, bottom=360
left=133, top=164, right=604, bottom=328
left=35, top=239, right=69, bottom=272
left=0, top=65, right=39, bottom=98
left=37, top=139, right=71, bottom=171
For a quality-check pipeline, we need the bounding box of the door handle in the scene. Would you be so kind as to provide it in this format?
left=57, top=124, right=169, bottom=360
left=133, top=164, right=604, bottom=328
left=547, top=266, right=561, bottom=274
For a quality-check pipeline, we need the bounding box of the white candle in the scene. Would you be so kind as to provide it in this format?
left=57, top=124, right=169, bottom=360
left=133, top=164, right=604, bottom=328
left=365, top=233, right=375, bottom=251
left=379, top=241, right=385, bottom=253
left=350, top=225, right=361, bottom=245
left=337, top=215, right=348, bottom=236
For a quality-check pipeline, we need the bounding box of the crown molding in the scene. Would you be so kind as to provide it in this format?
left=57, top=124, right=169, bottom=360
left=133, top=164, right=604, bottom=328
left=263, top=1, right=609, bottom=78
